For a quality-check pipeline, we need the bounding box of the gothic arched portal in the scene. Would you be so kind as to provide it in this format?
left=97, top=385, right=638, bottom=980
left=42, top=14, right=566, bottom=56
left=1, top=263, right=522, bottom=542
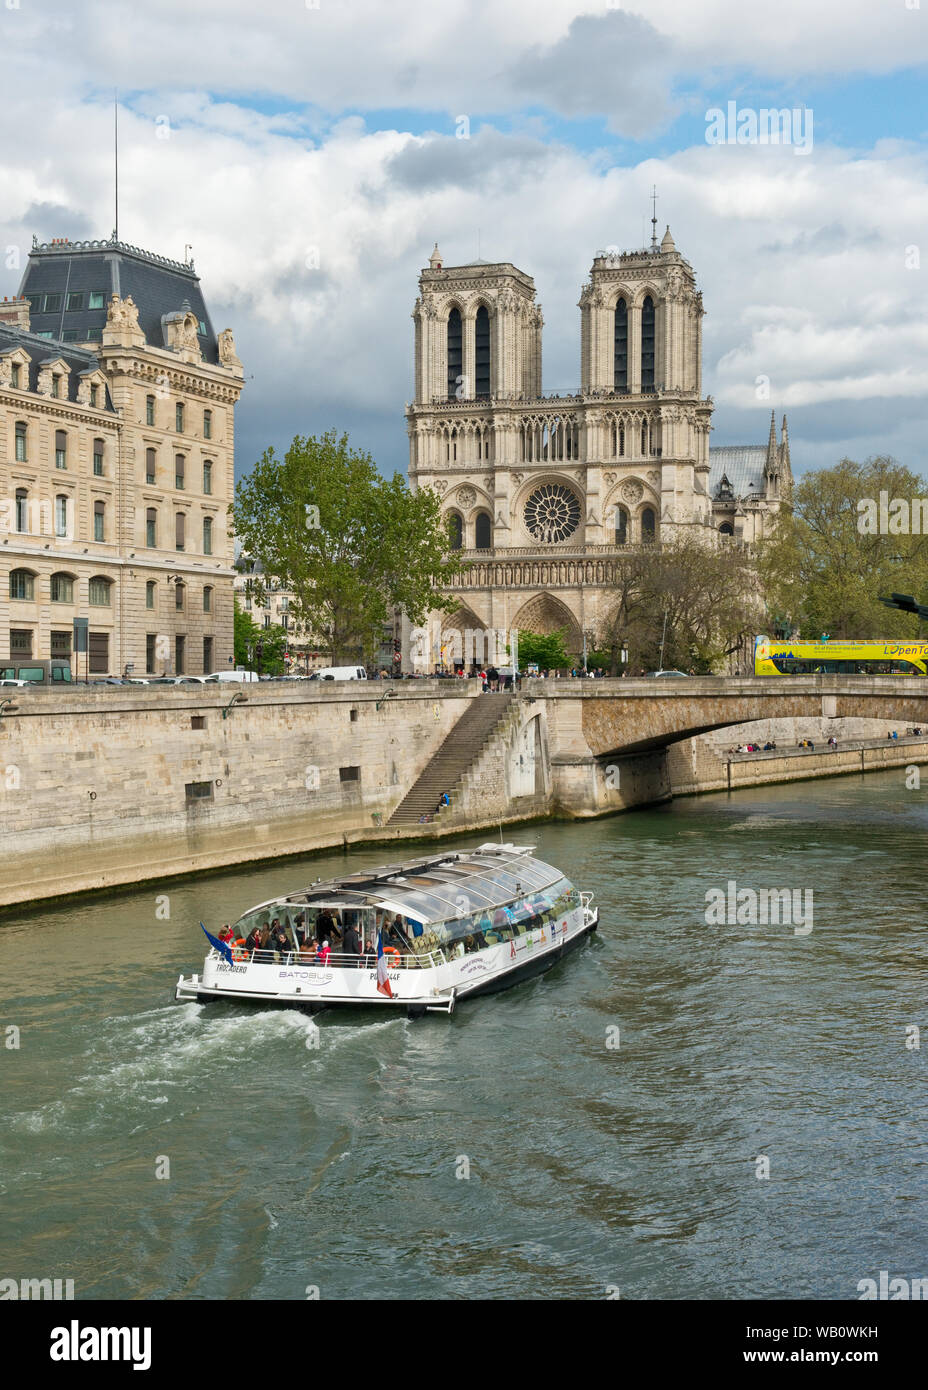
left=511, top=592, right=583, bottom=656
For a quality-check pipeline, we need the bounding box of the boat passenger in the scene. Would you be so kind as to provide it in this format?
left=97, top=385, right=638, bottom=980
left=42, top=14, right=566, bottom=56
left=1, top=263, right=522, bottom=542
left=343, top=919, right=362, bottom=961
left=271, top=922, right=291, bottom=958
left=316, top=908, right=335, bottom=944
left=316, top=939, right=331, bottom=964
left=218, top=924, right=234, bottom=943
left=245, top=925, right=262, bottom=954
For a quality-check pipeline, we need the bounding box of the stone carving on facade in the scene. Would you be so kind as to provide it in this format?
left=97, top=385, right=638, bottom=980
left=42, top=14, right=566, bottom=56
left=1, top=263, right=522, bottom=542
left=433, top=479, right=448, bottom=494
left=0, top=356, right=11, bottom=388
left=647, top=470, right=660, bottom=485
left=484, top=476, right=494, bottom=491
left=511, top=472, right=523, bottom=486
left=621, top=479, right=644, bottom=503
left=456, top=485, right=477, bottom=508
left=573, top=470, right=584, bottom=482
left=218, top=328, right=241, bottom=368
left=603, top=472, right=617, bottom=485
left=107, top=293, right=140, bottom=330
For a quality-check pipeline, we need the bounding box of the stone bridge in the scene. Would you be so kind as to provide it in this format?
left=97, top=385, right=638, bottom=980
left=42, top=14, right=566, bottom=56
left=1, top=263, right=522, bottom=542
left=522, top=675, right=928, bottom=815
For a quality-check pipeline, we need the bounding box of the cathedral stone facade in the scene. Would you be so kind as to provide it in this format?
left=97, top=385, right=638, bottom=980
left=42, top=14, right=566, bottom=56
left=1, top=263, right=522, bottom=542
left=406, top=232, right=790, bottom=661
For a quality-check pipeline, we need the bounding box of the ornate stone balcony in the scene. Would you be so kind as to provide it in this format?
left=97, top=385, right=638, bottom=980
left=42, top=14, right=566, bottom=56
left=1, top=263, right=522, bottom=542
left=448, top=542, right=658, bottom=590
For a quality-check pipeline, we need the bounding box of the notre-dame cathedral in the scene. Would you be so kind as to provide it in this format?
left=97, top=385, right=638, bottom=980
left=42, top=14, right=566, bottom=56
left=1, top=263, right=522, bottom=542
left=405, top=228, right=791, bottom=659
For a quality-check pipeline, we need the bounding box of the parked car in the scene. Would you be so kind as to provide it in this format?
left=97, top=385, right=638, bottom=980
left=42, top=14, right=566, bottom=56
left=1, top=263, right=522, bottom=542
left=0, top=659, right=73, bottom=685
left=643, top=669, right=690, bottom=678
left=0, top=678, right=29, bottom=687
left=313, top=666, right=368, bottom=681
left=205, top=670, right=259, bottom=683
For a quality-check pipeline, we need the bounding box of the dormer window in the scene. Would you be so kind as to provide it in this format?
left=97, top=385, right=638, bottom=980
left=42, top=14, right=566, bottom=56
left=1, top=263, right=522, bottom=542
left=51, top=374, right=61, bottom=398
left=90, top=383, right=99, bottom=408
left=10, top=362, right=20, bottom=389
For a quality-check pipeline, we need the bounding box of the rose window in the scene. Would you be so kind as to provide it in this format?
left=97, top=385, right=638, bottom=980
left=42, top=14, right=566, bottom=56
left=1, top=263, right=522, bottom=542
left=523, top=484, right=582, bottom=544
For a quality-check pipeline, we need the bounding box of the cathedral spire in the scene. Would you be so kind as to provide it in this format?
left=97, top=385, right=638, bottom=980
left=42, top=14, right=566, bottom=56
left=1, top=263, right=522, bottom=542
left=765, top=410, right=777, bottom=473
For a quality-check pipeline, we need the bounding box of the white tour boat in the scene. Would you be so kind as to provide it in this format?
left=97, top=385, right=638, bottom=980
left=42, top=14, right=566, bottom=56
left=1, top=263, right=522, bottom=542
left=175, top=843, right=598, bottom=1016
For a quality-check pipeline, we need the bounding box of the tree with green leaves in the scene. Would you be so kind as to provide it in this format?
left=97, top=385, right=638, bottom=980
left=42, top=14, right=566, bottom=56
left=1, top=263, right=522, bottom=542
left=231, top=430, right=460, bottom=665
left=596, top=530, right=763, bottom=673
left=233, top=601, right=288, bottom=675
left=756, top=457, right=928, bottom=639
left=512, top=629, right=570, bottom=670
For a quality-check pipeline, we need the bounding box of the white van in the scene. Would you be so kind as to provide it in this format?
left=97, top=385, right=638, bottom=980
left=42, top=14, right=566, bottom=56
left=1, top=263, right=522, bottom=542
left=207, top=669, right=259, bottom=683
left=312, top=666, right=367, bottom=681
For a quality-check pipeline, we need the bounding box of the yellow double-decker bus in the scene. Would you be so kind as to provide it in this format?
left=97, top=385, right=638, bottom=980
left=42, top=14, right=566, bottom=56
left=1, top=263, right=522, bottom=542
left=754, top=636, right=928, bottom=676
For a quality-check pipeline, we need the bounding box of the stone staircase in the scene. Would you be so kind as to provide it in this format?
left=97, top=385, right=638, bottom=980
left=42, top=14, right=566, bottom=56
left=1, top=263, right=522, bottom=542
left=387, top=694, right=514, bottom=826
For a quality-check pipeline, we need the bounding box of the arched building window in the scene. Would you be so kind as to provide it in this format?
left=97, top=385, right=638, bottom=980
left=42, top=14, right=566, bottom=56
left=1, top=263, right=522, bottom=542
left=50, top=572, right=74, bottom=603
left=475, top=305, right=491, bottom=398
left=719, top=522, right=734, bottom=537
left=475, top=512, right=492, bottom=549
left=9, top=568, right=36, bottom=600
left=641, top=296, right=655, bottom=390
left=614, top=506, right=629, bottom=545
left=641, top=506, right=656, bottom=543
left=447, top=308, right=462, bottom=399
left=614, top=299, right=628, bottom=392
left=447, top=513, right=463, bottom=550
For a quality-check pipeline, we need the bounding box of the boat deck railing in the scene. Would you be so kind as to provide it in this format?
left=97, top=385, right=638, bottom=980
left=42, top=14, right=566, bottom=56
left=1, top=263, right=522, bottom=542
left=220, top=947, right=446, bottom=970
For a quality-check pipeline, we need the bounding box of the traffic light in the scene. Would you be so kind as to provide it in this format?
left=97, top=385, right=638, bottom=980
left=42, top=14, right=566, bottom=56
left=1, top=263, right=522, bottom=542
left=880, top=592, right=928, bottom=620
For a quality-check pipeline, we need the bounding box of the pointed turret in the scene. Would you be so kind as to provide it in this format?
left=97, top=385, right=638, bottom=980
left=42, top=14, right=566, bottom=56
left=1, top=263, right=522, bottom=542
left=765, top=410, right=777, bottom=474
left=779, top=414, right=793, bottom=499
left=428, top=243, right=443, bottom=271
left=660, top=225, right=675, bottom=253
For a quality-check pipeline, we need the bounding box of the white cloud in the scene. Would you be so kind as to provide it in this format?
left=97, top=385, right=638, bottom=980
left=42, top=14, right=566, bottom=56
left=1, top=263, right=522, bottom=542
left=1, top=6, right=926, bottom=480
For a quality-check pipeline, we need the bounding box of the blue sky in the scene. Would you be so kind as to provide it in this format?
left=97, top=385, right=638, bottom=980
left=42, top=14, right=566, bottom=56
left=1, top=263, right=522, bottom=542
left=2, top=0, right=927, bottom=483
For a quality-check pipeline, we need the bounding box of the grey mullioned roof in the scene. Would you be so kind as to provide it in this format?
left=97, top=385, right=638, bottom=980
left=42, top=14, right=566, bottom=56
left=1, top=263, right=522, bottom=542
left=277, top=845, right=567, bottom=924
left=708, top=445, right=768, bottom=501
left=0, top=323, right=116, bottom=410
left=17, top=238, right=219, bottom=364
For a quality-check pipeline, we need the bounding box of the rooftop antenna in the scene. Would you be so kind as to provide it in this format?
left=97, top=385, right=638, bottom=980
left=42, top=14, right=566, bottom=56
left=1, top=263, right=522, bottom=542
left=650, top=185, right=658, bottom=250
left=114, top=89, right=119, bottom=243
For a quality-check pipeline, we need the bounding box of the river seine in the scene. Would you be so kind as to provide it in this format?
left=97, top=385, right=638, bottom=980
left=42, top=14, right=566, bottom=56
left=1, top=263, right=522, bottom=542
left=2, top=767, right=925, bottom=1301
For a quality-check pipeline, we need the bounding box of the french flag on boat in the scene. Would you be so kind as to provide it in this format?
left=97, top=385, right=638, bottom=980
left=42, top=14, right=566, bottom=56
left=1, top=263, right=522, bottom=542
left=376, top=930, right=394, bottom=999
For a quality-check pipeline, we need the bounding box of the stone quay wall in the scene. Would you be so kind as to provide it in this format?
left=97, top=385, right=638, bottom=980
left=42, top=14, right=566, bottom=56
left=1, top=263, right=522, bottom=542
left=0, top=682, right=480, bottom=908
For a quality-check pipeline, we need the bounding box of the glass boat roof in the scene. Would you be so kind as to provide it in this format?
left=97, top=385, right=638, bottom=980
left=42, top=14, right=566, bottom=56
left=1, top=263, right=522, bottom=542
left=278, top=843, right=568, bottom=925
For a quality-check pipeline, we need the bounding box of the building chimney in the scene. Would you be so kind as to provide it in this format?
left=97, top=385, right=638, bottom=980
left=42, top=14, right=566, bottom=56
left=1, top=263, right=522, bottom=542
left=0, top=297, right=30, bottom=331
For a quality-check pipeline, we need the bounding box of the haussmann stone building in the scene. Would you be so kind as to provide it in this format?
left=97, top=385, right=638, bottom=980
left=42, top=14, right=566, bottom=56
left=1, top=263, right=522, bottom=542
left=405, top=229, right=792, bottom=665
left=0, top=235, right=244, bottom=677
